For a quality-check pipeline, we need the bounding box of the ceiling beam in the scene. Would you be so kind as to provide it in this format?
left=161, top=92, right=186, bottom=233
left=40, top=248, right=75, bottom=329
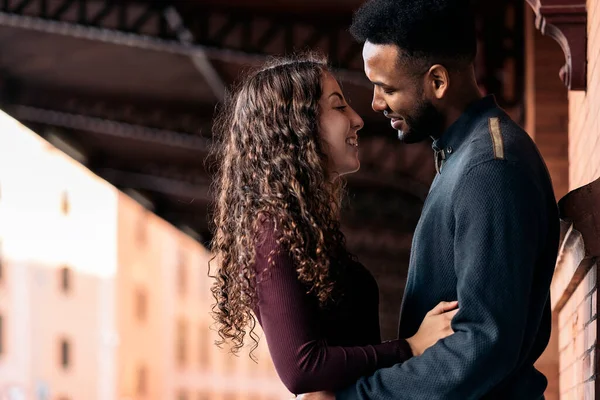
left=163, top=5, right=226, bottom=101
left=6, top=104, right=211, bottom=152
left=7, top=101, right=432, bottom=201
left=0, top=0, right=369, bottom=87
left=96, top=167, right=210, bottom=201
left=12, top=84, right=215, bottom=135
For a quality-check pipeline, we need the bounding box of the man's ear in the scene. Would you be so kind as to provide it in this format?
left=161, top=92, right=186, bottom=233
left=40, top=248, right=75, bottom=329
left=424, top=64, right=449, bottom=100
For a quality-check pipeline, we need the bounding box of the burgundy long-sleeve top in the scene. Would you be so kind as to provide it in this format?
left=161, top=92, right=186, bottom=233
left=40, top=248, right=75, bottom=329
left=252, top=222, right=412, bottom=395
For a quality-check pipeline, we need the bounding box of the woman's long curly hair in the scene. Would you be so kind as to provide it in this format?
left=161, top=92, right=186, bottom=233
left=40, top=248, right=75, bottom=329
left=209, top=54, right=352, bottom=357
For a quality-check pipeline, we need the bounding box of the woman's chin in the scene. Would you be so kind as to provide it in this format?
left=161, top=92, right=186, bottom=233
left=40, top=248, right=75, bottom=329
left=328, top=161, right=360, bottom=180
left=340, top=163, right=361, bottom=177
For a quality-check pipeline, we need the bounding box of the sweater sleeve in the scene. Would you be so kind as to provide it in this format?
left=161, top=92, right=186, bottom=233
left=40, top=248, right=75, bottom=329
left=336, top=160, right=548, bottom=399
left=253, top=223, right=412, bottom=395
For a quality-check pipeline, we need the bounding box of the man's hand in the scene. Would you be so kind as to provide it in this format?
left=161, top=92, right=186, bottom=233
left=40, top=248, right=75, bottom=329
left=296, top=391, right=335, bottom=400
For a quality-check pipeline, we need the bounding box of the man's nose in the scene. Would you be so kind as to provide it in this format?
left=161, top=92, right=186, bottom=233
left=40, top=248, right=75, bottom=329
left=371, top=91, right=387, bottom=113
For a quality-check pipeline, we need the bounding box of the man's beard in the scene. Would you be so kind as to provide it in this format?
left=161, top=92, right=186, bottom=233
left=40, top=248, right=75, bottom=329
left=397, top=99, right=445, bottom=144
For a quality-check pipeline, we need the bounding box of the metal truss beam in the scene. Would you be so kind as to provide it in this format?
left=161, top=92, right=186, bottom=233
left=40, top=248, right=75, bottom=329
left=8, top=103, right=431, bottom=202
left=12, top=85, right=215, bottom=136
left=96, top=167, right=210, bottom=201
left=0, top=0, right=369, bottom=87
left=0, top=0, right=525, bottom=106
left=7, top=104, right=211, bottom=152
left=163, top=5, right=225, bottom=101
left=6, top=98, right=431, bottom=201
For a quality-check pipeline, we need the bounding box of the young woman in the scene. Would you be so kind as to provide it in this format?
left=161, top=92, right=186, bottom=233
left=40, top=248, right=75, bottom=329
left=209, top=55, right=457, bottom=395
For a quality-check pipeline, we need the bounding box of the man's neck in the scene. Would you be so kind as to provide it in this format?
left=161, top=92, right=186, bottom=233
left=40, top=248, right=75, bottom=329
left=444, top=90, right=483, bottom=131
left=435, top=70, right=483, bottom=140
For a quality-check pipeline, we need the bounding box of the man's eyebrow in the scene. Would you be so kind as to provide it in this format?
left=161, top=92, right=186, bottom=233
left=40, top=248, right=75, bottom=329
left=372, top=81, right=391, bottom=88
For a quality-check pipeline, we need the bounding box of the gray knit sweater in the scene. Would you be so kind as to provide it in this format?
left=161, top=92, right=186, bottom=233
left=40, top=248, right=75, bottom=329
left=337, top=95, right=560, bottom=399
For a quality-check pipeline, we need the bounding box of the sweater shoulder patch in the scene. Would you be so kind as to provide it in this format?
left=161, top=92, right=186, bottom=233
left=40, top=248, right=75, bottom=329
left=488, top=117, right=505, bottom=160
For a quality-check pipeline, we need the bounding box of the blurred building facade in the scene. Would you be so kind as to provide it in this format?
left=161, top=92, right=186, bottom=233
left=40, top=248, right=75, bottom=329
left=0, top=111, right=289, bottom=400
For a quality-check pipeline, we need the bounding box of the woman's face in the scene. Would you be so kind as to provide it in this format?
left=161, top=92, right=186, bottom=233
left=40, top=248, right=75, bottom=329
left=318, top=72, right=364, bottom=178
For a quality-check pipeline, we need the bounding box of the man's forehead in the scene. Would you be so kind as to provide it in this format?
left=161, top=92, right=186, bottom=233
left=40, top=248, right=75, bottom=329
left=362, top=42, right=406, bottom=85
left=362, top=42, right=399, bottom=63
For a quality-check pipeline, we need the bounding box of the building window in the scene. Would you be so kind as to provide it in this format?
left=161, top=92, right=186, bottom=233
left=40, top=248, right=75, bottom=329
left=137, top=213, right=147, bottom=246
left=59, top=266, right=71, bottom=293
left=177, top=252, right=187, bottom=297
left=224, top=352, right=236, bottom=374
left=0, top=238, right=4, bottom=284
left=137, top=365, right=147, bottom=396
left=0, top=314, right=4, bottom=356
left=177, top=390, right=188, bottom=400
left=60, top=191, right=70, bottom=215
left=199, top=325, right=210, bottom=368
left=135, top=288, right=147, bottom=322
left=59, top=338, right=71, bottom=369
left=176, top=319, right=187, bottom=367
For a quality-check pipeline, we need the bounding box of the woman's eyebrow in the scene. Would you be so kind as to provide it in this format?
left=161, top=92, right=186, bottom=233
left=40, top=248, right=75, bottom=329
left=328, top=92, right=345, bottom=101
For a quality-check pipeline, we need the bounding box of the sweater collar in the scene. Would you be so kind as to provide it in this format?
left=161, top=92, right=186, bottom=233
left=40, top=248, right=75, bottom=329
left=431, top=95, right=499, bottom=174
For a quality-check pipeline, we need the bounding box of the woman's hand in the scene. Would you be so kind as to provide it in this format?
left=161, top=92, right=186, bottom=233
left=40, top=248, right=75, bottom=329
left=406, top=300, right=458, bottom=356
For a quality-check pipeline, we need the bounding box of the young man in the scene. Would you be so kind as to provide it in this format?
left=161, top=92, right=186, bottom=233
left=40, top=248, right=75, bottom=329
left=303, top=0, right=560, bottom=398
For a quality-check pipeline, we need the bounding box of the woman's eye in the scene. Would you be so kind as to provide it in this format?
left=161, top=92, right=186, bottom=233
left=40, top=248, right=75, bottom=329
left=335, top=105, right=347, bottom=111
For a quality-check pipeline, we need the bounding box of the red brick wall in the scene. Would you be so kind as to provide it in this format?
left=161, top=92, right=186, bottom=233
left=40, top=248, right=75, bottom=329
left=524, top=7, right=569, bottom=200
left=568, top=0, right=600, bottom=190
left=557, top=265, right=597, bottom=399
left=527, top=0, right=600, bottom=397
left=558, top=0, right=600, bottom=395
left=525, top=8, right=568, bottom=399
